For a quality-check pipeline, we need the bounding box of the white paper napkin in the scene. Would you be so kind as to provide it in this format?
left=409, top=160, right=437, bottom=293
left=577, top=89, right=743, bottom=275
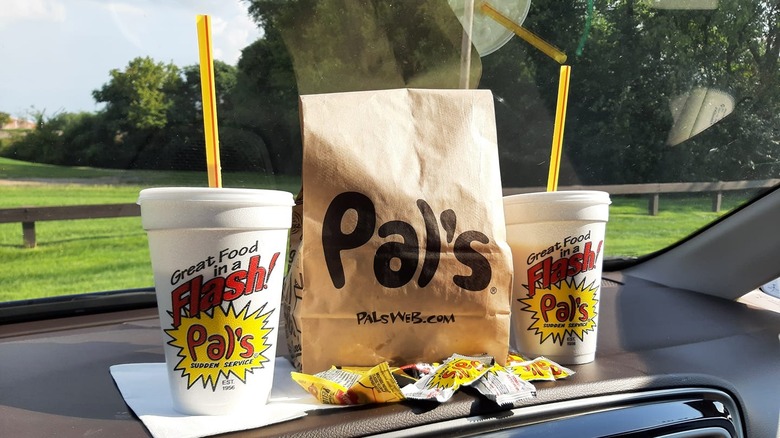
left=110, top=358, right=341, bottom=438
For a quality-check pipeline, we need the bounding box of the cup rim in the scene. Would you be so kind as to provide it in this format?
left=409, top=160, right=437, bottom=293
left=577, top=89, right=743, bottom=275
left=138, top=187, right=295, bottom=207
left=503, top=190, right=611, bottom=206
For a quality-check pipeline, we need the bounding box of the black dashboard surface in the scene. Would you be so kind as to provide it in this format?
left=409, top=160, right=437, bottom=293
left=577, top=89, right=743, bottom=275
left=1, top=273, right=779, bottom=437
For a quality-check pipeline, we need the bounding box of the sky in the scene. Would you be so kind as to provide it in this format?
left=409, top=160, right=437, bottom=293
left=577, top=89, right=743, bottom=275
left=0, top=0, right=262, bottom=117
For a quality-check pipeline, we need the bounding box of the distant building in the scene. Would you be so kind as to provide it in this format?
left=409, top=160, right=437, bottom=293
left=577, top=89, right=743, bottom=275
left=1, top=117, right=36, bottom=130
left=0, top=117, right=35, bottom=140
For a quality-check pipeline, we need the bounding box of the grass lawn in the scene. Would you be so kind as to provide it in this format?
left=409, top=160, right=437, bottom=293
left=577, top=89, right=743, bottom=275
left=0, top=155, right=120, bottom=180
left=0, top=217, right=152, bottom=301
left=0, top=156, right=302, bottom=192
left=0, top=157, right=763, bottom=302
left=604, top=193, right=749, bottom=257
left=0, top=157, right=301, bottom=302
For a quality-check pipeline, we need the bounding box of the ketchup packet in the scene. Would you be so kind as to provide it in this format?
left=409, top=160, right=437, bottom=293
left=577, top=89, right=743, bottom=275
left=401, top=354, right=493, bottom=402
left=507, top=352, right=529, bottom=364
left=472, top=363, right=536, bottom=405
left=291, top=361, right=404, bottom=405
left=508, top=356, right=575, bottom=382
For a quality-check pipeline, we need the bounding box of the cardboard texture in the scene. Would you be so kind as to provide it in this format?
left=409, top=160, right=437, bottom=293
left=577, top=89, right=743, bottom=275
left=283, top=88, right=512, bottom=373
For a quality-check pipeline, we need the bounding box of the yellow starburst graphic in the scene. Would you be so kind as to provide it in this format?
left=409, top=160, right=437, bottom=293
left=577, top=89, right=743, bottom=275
left=165, top=303, right=274, bottom=390
left=520, top=278, right=599, bottom=346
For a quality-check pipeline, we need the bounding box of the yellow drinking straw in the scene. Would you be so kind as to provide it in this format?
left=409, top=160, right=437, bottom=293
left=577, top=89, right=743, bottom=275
left=547, top=65, right=571, bottom=192
left=479, top=2, right=567, bottom=64
left=196, top=14, right=222, bottom=188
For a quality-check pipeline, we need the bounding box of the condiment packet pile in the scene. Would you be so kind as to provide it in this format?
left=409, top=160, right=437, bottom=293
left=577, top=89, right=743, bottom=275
left=291, top=352, right=575, bottom=406
left=401, top=354, right=499, bottom=402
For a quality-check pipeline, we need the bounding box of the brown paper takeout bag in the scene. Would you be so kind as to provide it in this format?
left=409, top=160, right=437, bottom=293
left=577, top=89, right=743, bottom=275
left=283, top=88, right=512, bottom=373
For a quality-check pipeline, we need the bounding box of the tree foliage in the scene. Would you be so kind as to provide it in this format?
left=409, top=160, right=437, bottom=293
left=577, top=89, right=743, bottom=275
left=93, top=57, right=182, bottom=131
left=481, top=0, right=780, bottom=184
left=2, top=0, right=778, bottom=184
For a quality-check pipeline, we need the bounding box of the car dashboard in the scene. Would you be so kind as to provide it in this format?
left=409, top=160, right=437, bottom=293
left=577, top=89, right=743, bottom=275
left=2, top=271, right=778, bottom=437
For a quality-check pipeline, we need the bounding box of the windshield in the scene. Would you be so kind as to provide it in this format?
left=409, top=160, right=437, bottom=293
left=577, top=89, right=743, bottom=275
left=1, top=0, right=778, bottom=303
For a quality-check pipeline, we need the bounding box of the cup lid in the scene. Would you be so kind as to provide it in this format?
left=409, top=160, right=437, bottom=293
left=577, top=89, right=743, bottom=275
left=503, top=191, right=611, bottom=224
left=503, top=190, right=611, bottom=206
left=138, top=187, right=295, bottom=207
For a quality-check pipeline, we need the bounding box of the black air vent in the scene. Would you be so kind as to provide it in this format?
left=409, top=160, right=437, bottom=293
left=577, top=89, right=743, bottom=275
left=371, top=388, right=742, bottom=438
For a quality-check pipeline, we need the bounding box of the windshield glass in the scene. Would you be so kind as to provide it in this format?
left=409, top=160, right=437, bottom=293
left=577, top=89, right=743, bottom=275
left=1, top=0, right=778, bottom=303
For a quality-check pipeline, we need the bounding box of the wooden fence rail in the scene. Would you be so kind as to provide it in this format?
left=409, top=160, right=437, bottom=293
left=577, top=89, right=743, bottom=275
left=503, top=179, right=780, bottom=216
left=1, top=179, right=777, bottom=248
left=0, top=203, right=141, bottom=248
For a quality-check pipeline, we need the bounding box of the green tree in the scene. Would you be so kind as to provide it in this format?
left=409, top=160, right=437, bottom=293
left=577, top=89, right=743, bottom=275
left=241, top=0, right=482, bottom=175
left=230, top=31, right=299, bottom=174
left=8, top=0, right=778, bottom=182
left=87, top=57, right=184, bottom=169
left=0, top=111, right=10, bottom=127
left=20, top=109, right=67, bottom=164
left=145, top=60, right=247, bottom=172
left=93, top=57, right=182, bottom=131
left=483, top=0, right=780, bottom=184
left=2, top=110, right=107, bottom=165
left=170, top=60, right=238, bottom=126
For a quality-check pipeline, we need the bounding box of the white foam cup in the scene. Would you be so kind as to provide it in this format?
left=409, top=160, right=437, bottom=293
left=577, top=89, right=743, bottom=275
left=503, top=191, right=610, bottom=365
left=138, top=187, right=294, bottom=415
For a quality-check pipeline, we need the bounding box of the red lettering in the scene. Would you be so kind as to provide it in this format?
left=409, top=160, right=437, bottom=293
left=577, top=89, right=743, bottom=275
left=225, top=325, right=236, bottom=358
left=200, top=277, right=225, bottom=314
left=549, top=363, right=565, bottom=378
left=169, top=253, right=281, bottom=328
left=528, top=363, right=543, bottom=376
left=582, top=242, right=596, bottom=270
left=187, top=325, right=257, bottom=363
left=525, top=240, right=604, bottom=298
left=567, top=253, right=583, bottom=276
left=245, top=255, right=267, bottom=293
left=556, top=301, right=569, bottom=322
left=568, top=295, right=578, bottom=321
left=527, top=258, right=549, bottom=297
left=207, top=334, right=226, bottom=360
left=550, top=258, right=568, bottom=284
left=188, top=276, right=202, bottom=319
left=441, top=370, right=456, bottom=380
left=239, top=334, right=255, bottom=358
left=224, top=270, right=246, bottom=300
left=578, top=302, right=589, bottom=321
left=267, top=252, right=280, bottom=286
left=172, top=276, right=201, bottom=328
left=540, top=294, right=556, bottom=322
left=187, top=324, right=207, bottom=360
